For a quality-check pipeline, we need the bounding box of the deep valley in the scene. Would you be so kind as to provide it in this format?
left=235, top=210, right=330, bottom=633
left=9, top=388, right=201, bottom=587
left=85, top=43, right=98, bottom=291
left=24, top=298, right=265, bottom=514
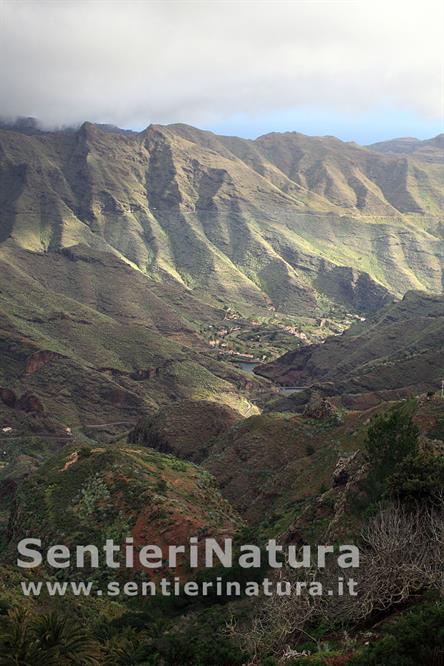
left=0, top=120, right=443, bottom=665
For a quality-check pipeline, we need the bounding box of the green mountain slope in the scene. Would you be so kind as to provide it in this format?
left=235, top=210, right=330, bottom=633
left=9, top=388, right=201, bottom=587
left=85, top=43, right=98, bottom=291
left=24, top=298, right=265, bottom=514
left=5, top=443, right=242, bottom=576
left=257, top=291, right=444, bottom=407
left=0, top=243, right=260, bottom=434
left=1, top=123, right=442, bottom=318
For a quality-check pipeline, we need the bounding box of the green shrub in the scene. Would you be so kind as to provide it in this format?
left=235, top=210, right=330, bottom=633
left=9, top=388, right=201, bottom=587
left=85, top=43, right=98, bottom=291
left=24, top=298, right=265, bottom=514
left=428, top=418, right=444, bottom=441
left=155, top=478, right=168, bottom=494
left=366, top=410, right=419, bottom=475
left=153, top=608, right=245, bottom=665
left=387, top=452, right=444, bottom=505
left=349, top=600, right=444, bottom=666
left=364, top=409, right=419, bottom=505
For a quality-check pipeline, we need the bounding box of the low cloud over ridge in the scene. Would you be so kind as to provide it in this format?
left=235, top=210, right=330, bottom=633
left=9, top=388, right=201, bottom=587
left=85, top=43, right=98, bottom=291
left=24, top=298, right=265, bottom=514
left=0, top=0, right=442, bottom=132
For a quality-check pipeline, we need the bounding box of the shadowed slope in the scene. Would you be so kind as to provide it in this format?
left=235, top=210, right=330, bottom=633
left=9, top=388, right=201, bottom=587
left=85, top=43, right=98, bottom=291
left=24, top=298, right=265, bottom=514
left=257, top=291, right=444, bottom=407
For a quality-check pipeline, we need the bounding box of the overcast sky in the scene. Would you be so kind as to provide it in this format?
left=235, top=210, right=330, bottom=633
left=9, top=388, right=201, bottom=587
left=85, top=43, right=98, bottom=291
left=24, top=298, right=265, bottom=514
left=1, top=0, right=443, bottom=143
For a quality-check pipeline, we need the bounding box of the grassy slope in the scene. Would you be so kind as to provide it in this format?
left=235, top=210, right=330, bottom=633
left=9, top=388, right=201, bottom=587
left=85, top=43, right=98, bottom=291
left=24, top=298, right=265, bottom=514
left=5, top=443, right=243, bottom=575
left=0, top=243, right=262, bottom=432
left=203, top=396, right=444, bottom=537
left=128, top=397, right=384, bottom=529
left=258, top=291, right=444, bottom=406
left=1, top=123, right=442, bottom=319
left=128, top=399, right=243, bottom=463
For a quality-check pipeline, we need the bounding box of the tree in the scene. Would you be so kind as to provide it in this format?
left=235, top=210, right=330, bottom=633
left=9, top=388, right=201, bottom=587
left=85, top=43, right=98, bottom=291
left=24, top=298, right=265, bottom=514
left=349, top=600, right=444, bottom=666
left=229, top=500, right=444, bottom=663
left=0, top=609, right=101, bottom=665
left=387, top=452, right=444, bottom=506
left=366, top=409, right=419, bottom=476
left=32, top=612, right=101, bottom=664
left=0, top=608, right=38, bottom=666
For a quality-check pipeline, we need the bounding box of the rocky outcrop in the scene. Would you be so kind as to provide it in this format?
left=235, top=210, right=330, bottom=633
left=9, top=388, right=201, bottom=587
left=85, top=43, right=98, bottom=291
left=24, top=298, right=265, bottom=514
left=130, top=367, right=160, bottom=381
left=16, top=393, right=44, bottom=413
left=303, top=396, right=340, bottom=422
left=325, top=451, right=370, bottom=539
left=332, top=458, right=351, bottom=487
left=98, top=366, right=161, bottom=381
left=25, top=350, right=60, bottom=375
left=0, top=387, right=17, bottom=408
left=282, top=450, right=370, bottom=545
left=0, top=387, right=44, bottom=413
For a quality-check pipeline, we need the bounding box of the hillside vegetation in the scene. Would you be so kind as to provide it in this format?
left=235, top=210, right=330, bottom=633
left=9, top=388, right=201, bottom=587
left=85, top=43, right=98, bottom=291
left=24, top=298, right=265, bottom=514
left=258, top=291, right=444, bottom=407
left=1, top=123, right=443, bottom=318
left=0, top=122, right=443, bottom=665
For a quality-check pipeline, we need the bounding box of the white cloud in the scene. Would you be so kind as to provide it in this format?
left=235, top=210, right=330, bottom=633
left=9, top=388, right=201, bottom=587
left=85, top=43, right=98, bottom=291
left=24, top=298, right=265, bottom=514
left=0, top=0, right=442, bottom=129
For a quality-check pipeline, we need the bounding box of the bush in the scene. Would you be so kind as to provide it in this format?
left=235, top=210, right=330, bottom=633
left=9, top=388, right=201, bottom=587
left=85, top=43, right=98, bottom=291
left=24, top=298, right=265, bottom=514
left=0, top=608, right=101, bottom=665
left=364, top=409, right=419, bottom=505
left=366, top=409, right=419, bottom=475
left=154, top=608, right=245, bottom=665
left=387, top=452, right=444, bottom=505
left=349, top=600, right=444, bottom=666
left=155, top=478, right=168, bottom=494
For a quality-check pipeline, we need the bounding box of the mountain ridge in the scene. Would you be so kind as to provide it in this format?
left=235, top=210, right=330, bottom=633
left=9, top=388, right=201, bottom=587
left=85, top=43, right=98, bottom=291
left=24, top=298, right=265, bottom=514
left=1, top=121, right=443, bottom=319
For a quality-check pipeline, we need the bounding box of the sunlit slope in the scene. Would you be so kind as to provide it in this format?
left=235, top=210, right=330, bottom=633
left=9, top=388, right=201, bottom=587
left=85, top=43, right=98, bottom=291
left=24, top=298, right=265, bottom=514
left=1, top=123, right=442, bottom=315
left=0, top=244, right=259, bottom=428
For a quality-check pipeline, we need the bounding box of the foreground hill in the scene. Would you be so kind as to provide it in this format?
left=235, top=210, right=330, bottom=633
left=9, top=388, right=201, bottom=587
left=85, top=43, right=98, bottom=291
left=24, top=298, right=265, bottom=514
left=128, top=399, right=242, bottom=463
left=257, top=291, right=444, bottom=408
left=5, top=443, right=242, bottom=577
left=1, top=395, right=443, bottom=666
left=124, top=392, right=444, bottom=537
left=0, top=242, right=260, bottom=438
left=1, top=122, right=443, bottom=318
